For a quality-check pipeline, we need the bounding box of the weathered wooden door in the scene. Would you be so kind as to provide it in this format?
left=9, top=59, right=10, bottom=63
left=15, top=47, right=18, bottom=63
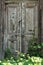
left=4, top=1, right=38, bottom=53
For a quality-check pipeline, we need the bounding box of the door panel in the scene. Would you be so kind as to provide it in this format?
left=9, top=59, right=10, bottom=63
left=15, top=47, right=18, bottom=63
left=5, top=3, right=20, bottom=52
left=8, top=7, right=17, bottom=51
left=8, top=7, right=16, bottom=33
left=21, top=2, right=38, bottom=53
left=26, top=8, right=34, bottom=33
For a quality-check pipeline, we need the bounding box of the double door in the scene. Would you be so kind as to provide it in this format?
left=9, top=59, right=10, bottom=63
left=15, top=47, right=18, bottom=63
left=4, top=1, right=38, bottom=53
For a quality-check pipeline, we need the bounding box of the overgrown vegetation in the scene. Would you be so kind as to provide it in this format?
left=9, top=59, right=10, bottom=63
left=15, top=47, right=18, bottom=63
left=0, top=51, right=43, bottom=65
left=4, top=48, right=14, bottom=59
left=27, top=37, right=43, bottom=58
left=1, top=34, right=43, bottom=65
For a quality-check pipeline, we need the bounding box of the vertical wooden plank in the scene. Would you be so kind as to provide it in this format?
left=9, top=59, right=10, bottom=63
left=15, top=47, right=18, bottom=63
left=40, top=0, right=43, bottom=42
left=0, top=0, right=5, bottom=59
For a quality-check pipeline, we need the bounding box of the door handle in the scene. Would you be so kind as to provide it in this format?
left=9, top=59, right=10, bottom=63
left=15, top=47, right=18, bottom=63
left=28, top=30, right=34, bottom=32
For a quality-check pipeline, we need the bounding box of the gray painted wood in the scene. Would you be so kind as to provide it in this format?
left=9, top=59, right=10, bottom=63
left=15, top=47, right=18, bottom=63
left=0, top=0, right=5, bottom=59
left=0, top=0, right=40, bottom=59
left=4, top=2, right=39, bottom=53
